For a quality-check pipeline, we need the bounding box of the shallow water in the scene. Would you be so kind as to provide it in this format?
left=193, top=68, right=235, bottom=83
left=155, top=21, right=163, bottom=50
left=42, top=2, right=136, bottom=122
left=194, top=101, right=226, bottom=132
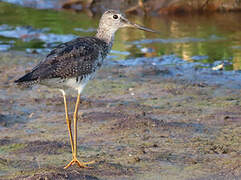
left=0, top=2, right=241, bottom=70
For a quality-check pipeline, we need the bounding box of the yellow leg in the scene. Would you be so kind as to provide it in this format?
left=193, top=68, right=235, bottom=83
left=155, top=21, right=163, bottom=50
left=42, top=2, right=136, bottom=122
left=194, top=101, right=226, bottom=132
left=73, top=91, right=81, bottom=159
left=61, top=90, right=74, bottom=158
left=64, top=91, right=95, bottom=169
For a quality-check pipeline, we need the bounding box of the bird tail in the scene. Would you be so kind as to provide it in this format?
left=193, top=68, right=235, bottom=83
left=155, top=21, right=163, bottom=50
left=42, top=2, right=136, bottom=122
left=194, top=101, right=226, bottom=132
left=15, top=71, right=38, bottom=88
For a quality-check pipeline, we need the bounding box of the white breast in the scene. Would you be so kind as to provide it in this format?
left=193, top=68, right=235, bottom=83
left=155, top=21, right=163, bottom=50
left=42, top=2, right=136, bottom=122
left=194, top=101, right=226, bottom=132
left=65, top=73, right=95, bottom=93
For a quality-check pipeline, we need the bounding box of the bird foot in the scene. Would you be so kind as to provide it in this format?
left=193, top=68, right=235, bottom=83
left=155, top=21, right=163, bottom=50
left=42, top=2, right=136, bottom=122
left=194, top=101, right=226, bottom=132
left=64, top=158, right=95, bottom=169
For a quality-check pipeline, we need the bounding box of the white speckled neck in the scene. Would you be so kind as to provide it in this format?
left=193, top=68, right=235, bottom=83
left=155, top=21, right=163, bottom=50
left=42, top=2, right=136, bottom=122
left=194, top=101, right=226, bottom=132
left=96, top=27, right=116, bottom=45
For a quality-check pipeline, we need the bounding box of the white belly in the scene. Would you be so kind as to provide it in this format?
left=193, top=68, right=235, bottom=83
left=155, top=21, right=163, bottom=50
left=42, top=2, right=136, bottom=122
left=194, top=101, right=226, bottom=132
left=40, top=73, right=95, bottom=94
left=66, top=76, right=89, bottom=93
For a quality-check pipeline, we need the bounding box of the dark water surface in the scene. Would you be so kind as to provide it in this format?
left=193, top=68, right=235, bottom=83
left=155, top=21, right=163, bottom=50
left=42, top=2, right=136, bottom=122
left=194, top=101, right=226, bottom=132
left=0, top=2, right=240, bottom=70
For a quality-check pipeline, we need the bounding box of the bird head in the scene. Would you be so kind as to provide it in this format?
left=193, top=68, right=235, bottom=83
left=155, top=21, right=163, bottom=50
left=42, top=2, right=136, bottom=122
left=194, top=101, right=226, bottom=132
left=98, top=10, right=158, bottom=34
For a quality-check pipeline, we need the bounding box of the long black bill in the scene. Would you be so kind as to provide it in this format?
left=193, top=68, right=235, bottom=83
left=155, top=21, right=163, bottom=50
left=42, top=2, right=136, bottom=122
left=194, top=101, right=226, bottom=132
left=132, top=23, right=159, bottom=33
left=121, top=17, right=159, bottom=34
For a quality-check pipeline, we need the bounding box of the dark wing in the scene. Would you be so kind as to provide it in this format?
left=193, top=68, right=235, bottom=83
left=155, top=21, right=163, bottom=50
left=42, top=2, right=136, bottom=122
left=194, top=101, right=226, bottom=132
left=15, top=37, right=107, bottom=85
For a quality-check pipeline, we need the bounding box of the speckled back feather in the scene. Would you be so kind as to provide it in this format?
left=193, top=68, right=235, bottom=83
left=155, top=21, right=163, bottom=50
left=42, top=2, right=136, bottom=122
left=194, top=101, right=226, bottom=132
left=15, top=37, right=109, bottom=88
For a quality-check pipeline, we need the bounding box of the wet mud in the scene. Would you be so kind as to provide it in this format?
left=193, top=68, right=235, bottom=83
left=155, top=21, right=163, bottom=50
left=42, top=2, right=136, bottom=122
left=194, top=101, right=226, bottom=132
left=0, top=51, right=240, bottom=179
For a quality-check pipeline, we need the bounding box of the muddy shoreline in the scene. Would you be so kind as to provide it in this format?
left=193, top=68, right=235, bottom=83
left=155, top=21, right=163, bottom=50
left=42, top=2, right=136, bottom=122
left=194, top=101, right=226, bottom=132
left=2, top=0, right=241, bottom=15
left=0, top=51, right=240, bottom=179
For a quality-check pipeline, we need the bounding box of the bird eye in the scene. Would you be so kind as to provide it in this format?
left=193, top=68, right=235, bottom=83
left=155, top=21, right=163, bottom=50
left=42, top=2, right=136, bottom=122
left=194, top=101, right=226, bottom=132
left=113, top=15, right=118, bottom=19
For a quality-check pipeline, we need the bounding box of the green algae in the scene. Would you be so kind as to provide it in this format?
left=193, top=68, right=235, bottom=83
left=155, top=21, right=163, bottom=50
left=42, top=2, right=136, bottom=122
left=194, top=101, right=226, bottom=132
left=0, top=143, right=26, bottom=153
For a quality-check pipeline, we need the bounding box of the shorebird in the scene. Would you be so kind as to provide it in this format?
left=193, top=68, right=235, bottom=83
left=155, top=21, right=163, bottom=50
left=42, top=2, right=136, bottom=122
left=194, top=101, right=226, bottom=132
left=15, top=9, right=157, bottom=169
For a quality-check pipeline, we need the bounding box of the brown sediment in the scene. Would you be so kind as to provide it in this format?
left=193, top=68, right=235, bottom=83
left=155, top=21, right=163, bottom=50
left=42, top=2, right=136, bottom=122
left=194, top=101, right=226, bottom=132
left=0, top=51, right=240, bottom=179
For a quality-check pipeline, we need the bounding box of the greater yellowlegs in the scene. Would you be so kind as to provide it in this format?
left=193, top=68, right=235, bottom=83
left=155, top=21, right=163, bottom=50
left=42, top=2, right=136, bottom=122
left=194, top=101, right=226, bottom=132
left=15, top=9, right=157, bottom=169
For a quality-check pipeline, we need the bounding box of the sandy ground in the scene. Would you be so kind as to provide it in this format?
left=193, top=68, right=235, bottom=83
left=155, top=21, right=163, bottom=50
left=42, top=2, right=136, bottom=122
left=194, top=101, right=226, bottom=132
left=0, top=51, right=240, bottom=180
